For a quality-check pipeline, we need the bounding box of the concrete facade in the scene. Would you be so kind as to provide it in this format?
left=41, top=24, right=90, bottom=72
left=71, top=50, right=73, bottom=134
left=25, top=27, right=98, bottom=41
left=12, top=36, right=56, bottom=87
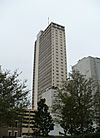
left=41, top=88, right=63, bottom=135
left=0, top=125, right=21, bottom=138
left=73, top=56, right=100, bottom=85
left=32, top=22, right=67, bottom=109
left=0, top=109, right=34, bottom=138
left=21, top=109, right=34, bottom=136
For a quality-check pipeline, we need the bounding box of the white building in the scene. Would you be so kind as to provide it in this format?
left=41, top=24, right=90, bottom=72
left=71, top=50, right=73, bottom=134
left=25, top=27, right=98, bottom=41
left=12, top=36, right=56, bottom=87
left=72, top=56, right=100, bottom=85
left=41, top=88, right=64, bottom=136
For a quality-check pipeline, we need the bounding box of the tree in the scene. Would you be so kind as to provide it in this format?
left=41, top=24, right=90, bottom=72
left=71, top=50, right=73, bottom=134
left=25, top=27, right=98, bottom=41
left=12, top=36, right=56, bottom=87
left=33, top=98, right=54, bottom=136
left=0, top=68, right=30, bottom=127
left=52, top=70, right=95, bottom=136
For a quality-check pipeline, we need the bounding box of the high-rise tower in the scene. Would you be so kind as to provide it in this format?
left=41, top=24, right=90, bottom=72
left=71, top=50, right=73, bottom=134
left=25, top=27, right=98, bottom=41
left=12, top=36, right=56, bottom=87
left=32, top=22, right=67, bottom=109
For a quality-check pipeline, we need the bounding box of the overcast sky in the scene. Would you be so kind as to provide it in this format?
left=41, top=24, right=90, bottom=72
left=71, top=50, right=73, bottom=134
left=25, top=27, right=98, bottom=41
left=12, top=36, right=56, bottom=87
left=0, top=0, right=100, bottom=91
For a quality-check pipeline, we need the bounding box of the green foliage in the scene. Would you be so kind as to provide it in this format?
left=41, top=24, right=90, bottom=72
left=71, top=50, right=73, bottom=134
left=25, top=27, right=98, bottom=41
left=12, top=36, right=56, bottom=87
left=0, top=68, right=30, bottom=127
left=32, top=132, right=100, bottom=138
left=33, top=98, right=54, bottom=136
left=52, top=70, right=95, bottom=136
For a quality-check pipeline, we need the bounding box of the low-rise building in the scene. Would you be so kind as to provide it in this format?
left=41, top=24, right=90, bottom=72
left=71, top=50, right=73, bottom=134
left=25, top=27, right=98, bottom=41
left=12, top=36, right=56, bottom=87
left=0, top=123, right=21, bottom=138
left=0, top=109, right=34, bottom=138
left=21, top=109, right=34, bottom=136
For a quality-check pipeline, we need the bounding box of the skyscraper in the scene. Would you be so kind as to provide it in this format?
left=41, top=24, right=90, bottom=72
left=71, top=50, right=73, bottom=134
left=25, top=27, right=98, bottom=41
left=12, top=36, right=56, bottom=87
left=32, top=22, right=67, bottom=109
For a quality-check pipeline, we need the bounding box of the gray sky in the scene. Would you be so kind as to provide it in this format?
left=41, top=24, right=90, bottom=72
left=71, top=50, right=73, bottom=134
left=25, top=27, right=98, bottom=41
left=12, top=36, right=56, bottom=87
left=0, top=0, right=100, bottom=91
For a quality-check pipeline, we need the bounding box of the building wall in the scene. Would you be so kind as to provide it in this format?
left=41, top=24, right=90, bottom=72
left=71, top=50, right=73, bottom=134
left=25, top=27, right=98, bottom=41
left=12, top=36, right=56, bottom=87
left=51, top=23, right=67, bottom=88
left=94, top=58, right=100, bottom=85
left=0, top=109, right=34, bottom=138
left=0, top=126, right=21, bottom=138
left=32, top=22, right=67, bottom=109
left=21, top=109, right=34, bottom=136
left=32, top=31, right=43, bottom=109
left=38, top=26, right=52, bottom=100
left=73, top=57, right=92, bottom=79
left=41, top=88, right=64, bottom=136
left=73, top=56, right=100, bottom=85
left=41, top=88, right=55, bottom=111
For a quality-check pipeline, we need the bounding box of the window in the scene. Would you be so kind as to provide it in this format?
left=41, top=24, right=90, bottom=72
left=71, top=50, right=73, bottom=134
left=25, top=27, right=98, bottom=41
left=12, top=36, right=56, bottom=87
left=14, top=131, right=18, bottom=137
left=8, top=131, right=12, bottom=137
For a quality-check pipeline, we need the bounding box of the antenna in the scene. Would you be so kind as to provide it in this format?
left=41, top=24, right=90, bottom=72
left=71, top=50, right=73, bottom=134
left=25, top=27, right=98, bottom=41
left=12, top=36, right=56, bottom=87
left=48, top=17, right=49, bottom=25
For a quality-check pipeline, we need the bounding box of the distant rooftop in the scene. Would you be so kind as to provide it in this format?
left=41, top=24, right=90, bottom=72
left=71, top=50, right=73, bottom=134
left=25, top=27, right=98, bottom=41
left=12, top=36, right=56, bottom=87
left=77, top=56, right=100, bottom=64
